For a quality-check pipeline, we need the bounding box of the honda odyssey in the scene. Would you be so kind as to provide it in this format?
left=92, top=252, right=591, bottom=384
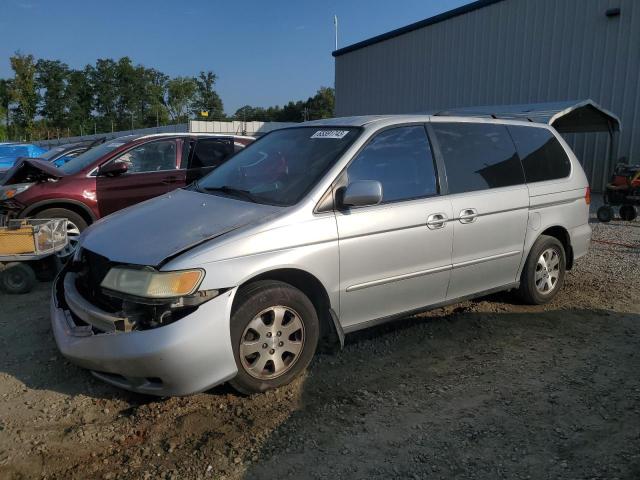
left=51, top=115, right=591, bottom=395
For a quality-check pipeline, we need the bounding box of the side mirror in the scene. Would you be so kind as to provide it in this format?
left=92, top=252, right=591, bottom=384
left=340, top=180, right=383, bottom=208
left=98, top=161, right=128, bottom=176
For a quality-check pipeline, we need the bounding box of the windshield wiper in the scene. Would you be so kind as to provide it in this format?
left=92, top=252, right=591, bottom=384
left=201, top=185, right=259, bottom=203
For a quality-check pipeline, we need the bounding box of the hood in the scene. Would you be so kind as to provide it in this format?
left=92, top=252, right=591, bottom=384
left=80, top=188, right=284, bottom=266
left=0, top=158, right=66, bottom=185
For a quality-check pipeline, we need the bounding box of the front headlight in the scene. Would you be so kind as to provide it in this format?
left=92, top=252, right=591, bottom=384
left=101, top=267, right=205, bottom=299
left=0, top=182, right=35, bottom=201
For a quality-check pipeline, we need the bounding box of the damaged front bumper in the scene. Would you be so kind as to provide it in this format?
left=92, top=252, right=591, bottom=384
left=51, top=270, right=239, bottom=396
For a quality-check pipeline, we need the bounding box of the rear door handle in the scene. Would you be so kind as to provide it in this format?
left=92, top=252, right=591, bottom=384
left=427, top=213, right=448, bottom=229
left=459, top=208, right=478, bottom=224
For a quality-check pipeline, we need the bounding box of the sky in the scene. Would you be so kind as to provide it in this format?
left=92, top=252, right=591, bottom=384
left=0, top=0, right=472, bottom=114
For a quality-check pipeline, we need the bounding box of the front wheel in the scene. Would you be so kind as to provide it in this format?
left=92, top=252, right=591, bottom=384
left=229, top=280, right=320, bottom=394
left=519, top=235, right=566, bottom=305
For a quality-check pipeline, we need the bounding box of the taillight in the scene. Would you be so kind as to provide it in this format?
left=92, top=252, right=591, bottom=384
left=585, top=186, right=591, bottom=205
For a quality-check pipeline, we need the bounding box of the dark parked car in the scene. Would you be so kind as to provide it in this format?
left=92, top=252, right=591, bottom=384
left=0, top=133, right=254, bottom=256
left=39, top=138, right=107, bottom=167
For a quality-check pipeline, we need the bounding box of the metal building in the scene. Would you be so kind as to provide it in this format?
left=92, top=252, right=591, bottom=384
left=333, top=0, right=640, bottom=191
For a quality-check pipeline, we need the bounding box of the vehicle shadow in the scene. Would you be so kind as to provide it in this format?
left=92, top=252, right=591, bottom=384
left=0, top=282, right=526, bottom=401
left=241, top=306, right=640, bottom=480
left=2, top=280, right=639, bottom=479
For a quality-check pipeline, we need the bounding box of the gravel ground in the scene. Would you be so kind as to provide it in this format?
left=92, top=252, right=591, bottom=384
left=0, top=216, right=639, bottom=480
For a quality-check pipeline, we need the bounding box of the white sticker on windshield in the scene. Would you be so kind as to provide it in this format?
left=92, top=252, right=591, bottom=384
left=311, top=130, right=350, bottom=139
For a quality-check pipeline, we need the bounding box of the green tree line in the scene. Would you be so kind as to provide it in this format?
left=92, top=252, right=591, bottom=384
left=233, top=86, right=335, bottom=123
left=0, top=52, right=334, bottom=141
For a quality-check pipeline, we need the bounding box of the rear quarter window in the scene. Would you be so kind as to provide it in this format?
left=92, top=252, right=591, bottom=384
left=190, top=139, right=234, bottom=169
left=507, top=126, right=571, bottom=183
left=431, top=122, right=524, bottom=194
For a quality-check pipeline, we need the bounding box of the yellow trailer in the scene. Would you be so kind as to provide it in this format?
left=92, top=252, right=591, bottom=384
left=0, top=219, right=68, bottom=294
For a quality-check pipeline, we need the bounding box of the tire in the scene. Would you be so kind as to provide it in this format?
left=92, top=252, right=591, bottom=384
left=619, top=205, right=637, bottom=222
left=33, top=208, right=88, bottom=259
left=597, top=205, right=614, bottom=223
left=0, top=263, right=37, bottom=294
left=518, top=235, right=566, bottom=305
left=229, top=280, right=320, bottom=394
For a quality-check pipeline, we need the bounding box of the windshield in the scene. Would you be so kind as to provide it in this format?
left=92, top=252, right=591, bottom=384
left=194, top=127, right=360, bottom=206
left=39, top=146, right=67, bottom=160
left=59, top=140, right=128, bottom=175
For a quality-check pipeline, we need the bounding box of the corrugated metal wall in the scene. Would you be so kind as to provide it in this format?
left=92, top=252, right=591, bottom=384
left=334, top=0, right=640, bottom=191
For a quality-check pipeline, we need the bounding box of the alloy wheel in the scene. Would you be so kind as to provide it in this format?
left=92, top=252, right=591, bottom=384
left=535, top=247, right=560, bottom=294
left=239, top=305, right=305, bottom=380
left=57, top=221, right=81, bottom=259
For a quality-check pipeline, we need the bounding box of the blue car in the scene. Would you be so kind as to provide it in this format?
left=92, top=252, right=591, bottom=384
left=0, top=143, right=48, bottom=173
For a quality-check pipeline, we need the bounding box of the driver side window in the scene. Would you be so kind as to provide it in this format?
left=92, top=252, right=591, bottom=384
left=347, top=126, right=438, bottom=203
left=115, top=140, right=177, bottom=173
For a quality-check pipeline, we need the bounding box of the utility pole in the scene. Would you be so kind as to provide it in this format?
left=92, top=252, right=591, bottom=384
left=334, top=15, right=338, bottom=51
left=131, top=113, right=134, bottom=132
left=94, top=122, right=97, bottom=135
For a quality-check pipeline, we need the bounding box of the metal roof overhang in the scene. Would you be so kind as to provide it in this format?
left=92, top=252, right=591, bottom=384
left=434, top=99, right=621, bottom=134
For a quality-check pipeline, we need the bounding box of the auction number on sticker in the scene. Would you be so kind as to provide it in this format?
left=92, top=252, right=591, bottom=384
left=311, top=130, right=350, bottom=139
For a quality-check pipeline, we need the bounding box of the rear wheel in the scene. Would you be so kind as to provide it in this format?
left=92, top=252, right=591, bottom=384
left=0, top=262, right=37, bottom=294
left=229, top=280, right=320, bottom=394
left=33, top=208, right=88, bottom=259
left=597, top=205, right=614, bottom=223
left=619, top=205, right=637, bottom=221
left=519, top=235, right=566, bottom=305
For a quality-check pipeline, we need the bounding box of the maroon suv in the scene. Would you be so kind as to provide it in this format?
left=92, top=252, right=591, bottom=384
left=0, top=133, right=254, bottom=255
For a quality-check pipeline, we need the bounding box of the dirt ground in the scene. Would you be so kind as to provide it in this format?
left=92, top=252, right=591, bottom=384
left=1, top=219, right=639, bottom=480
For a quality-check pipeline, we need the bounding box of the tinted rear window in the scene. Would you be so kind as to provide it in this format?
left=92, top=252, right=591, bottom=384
left=508, top=126, right=571, bottom=183
left=190, top=139, right=233, bottom=169
left=432, top=122, right=524, bottom=194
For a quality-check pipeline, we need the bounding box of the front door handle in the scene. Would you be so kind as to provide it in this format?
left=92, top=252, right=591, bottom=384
left=162, top=176, right=179, bottom=184
left=427, top=213, right=448, bottom=229
left=459, top=208, right=478, bottom=224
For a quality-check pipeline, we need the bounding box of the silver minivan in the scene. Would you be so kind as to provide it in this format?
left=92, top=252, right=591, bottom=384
left=51, top=115, right=591, bottom=396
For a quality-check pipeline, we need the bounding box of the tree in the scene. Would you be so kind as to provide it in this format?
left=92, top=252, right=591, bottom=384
left=35, top=59, right=69, bottom=130
left=306, top=86, right=334, bottom=119
left=142, top=68, right=169, bottom=127
left=91, top=58, right=118, bottom=131
left=166, top=77, right=197, bottom=122
left=278, top=100, right=306, bottom=122
left=234, top=105, right=257, bottom=120
left=232, top=87, right=335, bottom=123
left=114, top=57, right=138, bottom=129
left=9, top=52, right=38, bottom=139
left=0, top=79, right=11, bottom=139
left=193, top=71, right=224, bottom=119
left=65, top=66, right=94, bottom=136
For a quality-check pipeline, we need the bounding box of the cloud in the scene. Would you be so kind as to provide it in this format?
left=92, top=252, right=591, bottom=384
left=12, top=0, right=35, bottom=9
